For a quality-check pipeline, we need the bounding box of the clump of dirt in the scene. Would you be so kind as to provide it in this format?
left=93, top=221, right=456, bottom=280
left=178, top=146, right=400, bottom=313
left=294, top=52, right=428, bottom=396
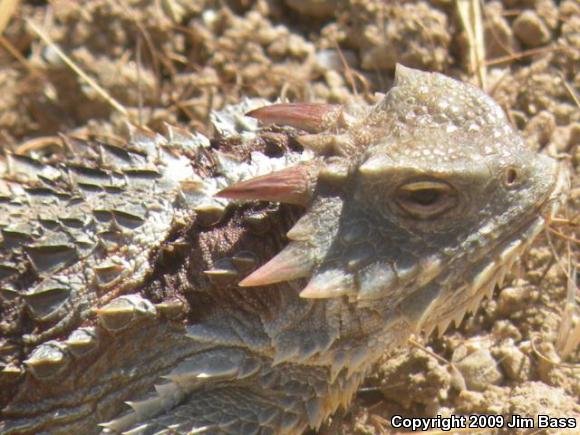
left=0, top=0, right=578, bottom=433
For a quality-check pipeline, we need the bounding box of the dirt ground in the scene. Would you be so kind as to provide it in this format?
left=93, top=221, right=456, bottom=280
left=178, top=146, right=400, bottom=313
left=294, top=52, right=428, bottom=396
left=0, top=0, right=578, bottom=433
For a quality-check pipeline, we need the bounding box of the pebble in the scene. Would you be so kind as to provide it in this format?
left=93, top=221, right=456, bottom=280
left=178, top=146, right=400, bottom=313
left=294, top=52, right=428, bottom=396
left=513, top=11, right=551, bottom=47
left=524, top=110, right=556, bottom=149
left=495, top=342, right=533, bottom=382
left=497, top=286, right=529, bottom=316
left=452, top=344, right=504, bottom=391
left=484, top=2, right=520, bottom=59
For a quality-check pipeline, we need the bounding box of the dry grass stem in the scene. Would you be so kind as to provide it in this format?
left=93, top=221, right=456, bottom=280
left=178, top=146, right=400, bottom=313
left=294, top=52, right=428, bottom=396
left=0, top=33, right=38, bottom=74
left=409, top=337, right=451, bottom=366
left=531, top=335, right=580, bottom=369
left=456, top=0, right=486, bottom=89
left=486, top=46, right=567, bottom=66
left=546, top=227, right=580, bottom=245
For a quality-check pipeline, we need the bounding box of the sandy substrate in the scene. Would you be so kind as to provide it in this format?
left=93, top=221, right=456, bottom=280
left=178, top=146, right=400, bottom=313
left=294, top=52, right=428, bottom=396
left=0, top=1, right=578, bottom=433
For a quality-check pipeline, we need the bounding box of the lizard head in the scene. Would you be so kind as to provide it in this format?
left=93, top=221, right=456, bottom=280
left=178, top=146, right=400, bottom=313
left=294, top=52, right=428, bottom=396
left=218, top=65, right=565, bottom=333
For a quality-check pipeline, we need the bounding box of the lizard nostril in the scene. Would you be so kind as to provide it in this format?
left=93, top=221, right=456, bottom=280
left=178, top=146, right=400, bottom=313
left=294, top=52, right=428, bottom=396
left=505, top=167, right=519, bottom=187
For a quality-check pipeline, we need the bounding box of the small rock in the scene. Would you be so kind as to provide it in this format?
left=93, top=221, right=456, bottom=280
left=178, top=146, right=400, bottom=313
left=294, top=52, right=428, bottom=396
left=513, top=11, right=551, bottom=47
left=484, top=2, right=520, bottom=59
left=560, top=0, right=580, bottom=21
left=456, top=389, right=486, bottom=410
left=492, top=320, right=522, bottom=341
left=359, top=3, right=450, bottom=71
left=546, top=124, right=575, bottom=155
left=524, top=110, right=556, bottom=149
left=324, top=70, right=345, bottom=89
left=536, top=0, right=559, bottom=29
left=497, top=286, right=530, bottom=316
left=495, top=342, right=533, bottom=382
left=452, top=343, right=504, bottom=391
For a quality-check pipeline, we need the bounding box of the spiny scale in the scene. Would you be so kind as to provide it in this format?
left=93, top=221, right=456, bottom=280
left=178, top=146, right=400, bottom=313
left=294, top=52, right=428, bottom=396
left=300, top=269, right=355, bottom=299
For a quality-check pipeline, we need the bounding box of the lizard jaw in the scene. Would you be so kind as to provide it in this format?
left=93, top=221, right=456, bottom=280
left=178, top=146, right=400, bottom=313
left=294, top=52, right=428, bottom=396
left=422, top=159, right=568, bottom=337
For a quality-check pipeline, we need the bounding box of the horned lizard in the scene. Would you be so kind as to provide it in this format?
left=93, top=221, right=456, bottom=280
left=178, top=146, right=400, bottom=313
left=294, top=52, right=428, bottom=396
left=0, top=65, right=566, bottom=434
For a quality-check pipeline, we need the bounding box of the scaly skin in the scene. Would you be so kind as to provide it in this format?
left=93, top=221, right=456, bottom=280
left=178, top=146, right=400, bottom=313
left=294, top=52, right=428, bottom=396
left=0, top=66, right=566, bottom=434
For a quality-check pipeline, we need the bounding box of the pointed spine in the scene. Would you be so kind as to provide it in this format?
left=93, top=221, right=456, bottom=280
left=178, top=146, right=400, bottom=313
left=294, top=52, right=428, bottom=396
left=247, top=103, right=342, bottom=133
left=216, top=163, right=319, bottom=206
left=239, top=242, right=315, bottom=287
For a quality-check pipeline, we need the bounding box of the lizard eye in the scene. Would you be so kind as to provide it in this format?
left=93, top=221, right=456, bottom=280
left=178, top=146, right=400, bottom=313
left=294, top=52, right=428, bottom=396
left=395, top=181, right=458, bottom=219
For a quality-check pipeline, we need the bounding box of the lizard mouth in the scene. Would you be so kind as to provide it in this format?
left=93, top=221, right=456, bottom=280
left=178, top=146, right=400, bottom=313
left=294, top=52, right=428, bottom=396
left=419, top=160, right=569, bottom=337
